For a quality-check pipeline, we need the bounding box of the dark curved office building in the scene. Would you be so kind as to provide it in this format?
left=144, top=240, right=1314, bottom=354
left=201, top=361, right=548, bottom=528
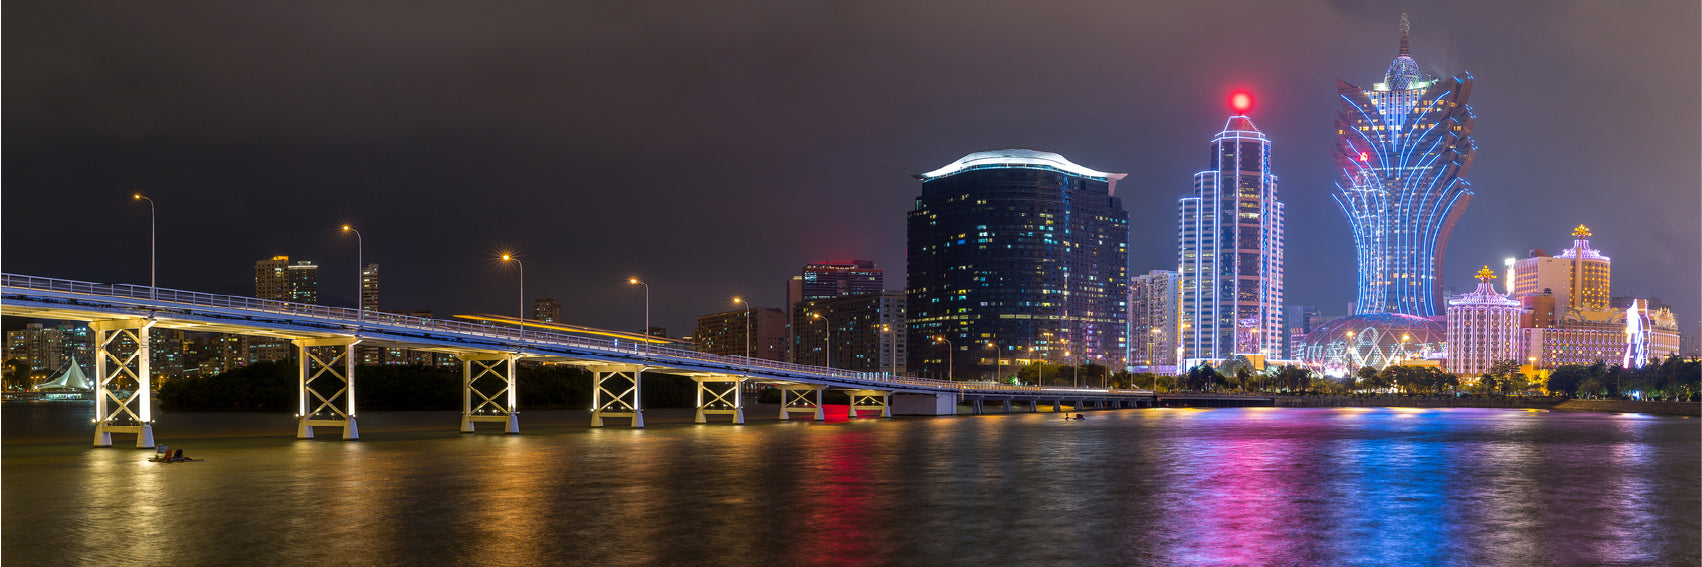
left=907, top=150, right=1129, bottom=381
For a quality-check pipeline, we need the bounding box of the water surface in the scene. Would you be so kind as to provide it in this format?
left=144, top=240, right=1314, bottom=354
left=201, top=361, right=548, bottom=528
left=4, top=404, right=1697, bottom=566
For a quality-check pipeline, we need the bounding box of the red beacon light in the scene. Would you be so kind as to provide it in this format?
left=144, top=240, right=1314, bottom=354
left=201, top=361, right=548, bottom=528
left=1229, top=92, right=1253, bottom=115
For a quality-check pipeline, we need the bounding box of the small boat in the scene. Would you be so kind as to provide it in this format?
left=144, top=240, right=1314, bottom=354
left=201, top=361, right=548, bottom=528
left=148, top=445, right=203, bottom=463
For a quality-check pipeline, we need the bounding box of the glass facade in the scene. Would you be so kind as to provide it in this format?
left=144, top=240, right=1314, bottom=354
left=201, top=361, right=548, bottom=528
left=1333, top=17, right=1476, bottom=317
left=907, top=150, right=1129, bottom=379
left=1178, top=115, right=1285, bottom=361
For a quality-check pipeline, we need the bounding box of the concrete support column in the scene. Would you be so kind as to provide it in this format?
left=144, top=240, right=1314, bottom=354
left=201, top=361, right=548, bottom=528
left=459, top=353, right=521, bottom=434
left=692, top=375, right=745, bottom=424
left=847, top=390, right=891, bottom=419
left=1002, top=399, right=1012, bottom=413
left=780, top=384, right=825, bottom=421
left=590, top=365, right=646, bottom=428
left=90, top=319, right=157, bottom=448
left=293, top=337, right=362, bottom=440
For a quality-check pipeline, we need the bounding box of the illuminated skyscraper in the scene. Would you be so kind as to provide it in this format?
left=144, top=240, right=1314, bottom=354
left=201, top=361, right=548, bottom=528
left=1333, top=13, right=1476, bottom=316
left=907, top=150, right=1129, bottom=378
left=255, top=256, right=319, bottom=305
left=1510, top=225, right=1612, bottom=317
left=1178, top=101, right=1285, bottom=362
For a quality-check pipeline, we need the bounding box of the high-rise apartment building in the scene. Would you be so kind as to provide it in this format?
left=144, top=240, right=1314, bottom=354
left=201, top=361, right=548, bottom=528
left=785, top=260, right=885, bottom=362
left=1333, top=14, right=1476, bottom=317
left=1128, top=270, right=1179, bottom=369
left=1178, top=109, right=1285, bottom=361
left=798, top=260, right=883, bottom=300
left=5, top=323, right=92, bottom=379
left=794, top=291, right=907, bottom=374
left=533, top=299, right=562, bottom=323
left=360, top=263, right=380, bottom=311
left=1446, top=267, right=1523, bottom=376
left=255, top=256, right=319, bottom=304
left=907, top=150, right=1129, bottom=377
left=695, top=307, right=787, bottom=361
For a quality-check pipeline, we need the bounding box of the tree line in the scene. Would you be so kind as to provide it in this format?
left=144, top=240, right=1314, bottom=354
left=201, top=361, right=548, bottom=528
left=999, top=355, right=1700, bottom=401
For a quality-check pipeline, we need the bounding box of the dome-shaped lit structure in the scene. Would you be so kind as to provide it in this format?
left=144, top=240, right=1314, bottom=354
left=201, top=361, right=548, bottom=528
left=1297, top=313, right=1446, bottom=377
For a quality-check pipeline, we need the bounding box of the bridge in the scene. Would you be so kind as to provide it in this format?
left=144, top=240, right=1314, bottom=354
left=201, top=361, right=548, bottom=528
left=1, top=274, right=1154, bottom=447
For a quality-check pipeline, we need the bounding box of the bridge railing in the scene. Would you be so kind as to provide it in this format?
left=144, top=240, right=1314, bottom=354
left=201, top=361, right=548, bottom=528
left=3, top=274, right=1146, bottom=396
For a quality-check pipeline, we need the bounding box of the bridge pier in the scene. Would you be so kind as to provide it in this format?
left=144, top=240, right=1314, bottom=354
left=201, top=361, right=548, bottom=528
left=591, top=365, right=645, bottom=428
left=293, top=337, right=361, bottom=440
left=970, top=399, right=984, bottom=415
left=693, top=375, right=745, bottom=424
left=845, top=389, right=891, bottom=419
left=779, top=384, right=825, bottom=421
left=459, top=354, right=520, bottom=434
left=90, top=319, right=156, bottom=448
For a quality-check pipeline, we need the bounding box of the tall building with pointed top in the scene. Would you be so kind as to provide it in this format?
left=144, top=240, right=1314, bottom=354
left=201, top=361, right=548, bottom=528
left=1178, top=108, right=1285, bottom=362
left=1334, top=13, right=1476, bottom=317
left=1510, top=225, right=1612, bottom=318
left=1446, top=266, right=1522, bottom=376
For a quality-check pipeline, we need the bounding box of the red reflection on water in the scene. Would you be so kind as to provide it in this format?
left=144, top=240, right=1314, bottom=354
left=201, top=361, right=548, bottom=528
left=1161, top=411, right=1311, bottom=565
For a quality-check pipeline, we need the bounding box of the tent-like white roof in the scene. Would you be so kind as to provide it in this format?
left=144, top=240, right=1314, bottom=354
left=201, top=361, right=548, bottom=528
left=36, top=356, right=91, bottom=391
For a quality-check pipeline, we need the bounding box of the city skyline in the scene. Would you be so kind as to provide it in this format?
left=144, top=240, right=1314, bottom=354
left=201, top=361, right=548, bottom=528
left=4, top=2, right=1697, bottom=338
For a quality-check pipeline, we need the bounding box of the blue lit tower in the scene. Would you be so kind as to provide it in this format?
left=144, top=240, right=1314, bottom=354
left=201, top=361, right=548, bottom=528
left=1178, top=95, right=1285, bottom=362
left=1334, top=13, right=1476, bottom=317
left=907, top=150, right=1129, bottom=380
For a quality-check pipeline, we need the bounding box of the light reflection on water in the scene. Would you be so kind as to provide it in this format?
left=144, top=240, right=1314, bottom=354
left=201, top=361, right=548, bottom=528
left=4, top=406, right=1698, bottom=566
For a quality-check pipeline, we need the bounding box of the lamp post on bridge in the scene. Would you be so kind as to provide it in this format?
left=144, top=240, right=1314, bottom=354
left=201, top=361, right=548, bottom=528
left=628, top=277, right=649, bottom=357
left=733, top=297, right=754, bottom=367
left=986, top=342, right=1004, bottom=383
left=881, top=324, right=896, bottom=377
left=501, top=254, right=524, bottom=342
left=933, top=335, right=953, bottom=381
left=341, top=225, right=364, bottom=325
left=1149, top=327, right=1163, bottom=392
left=132, top=193, right=156, bottom=300
left=809, top=312, right=833, bottom=369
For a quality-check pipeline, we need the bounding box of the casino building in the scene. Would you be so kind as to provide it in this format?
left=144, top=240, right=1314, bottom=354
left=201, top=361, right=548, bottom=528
left=1331, top=13, right=1476, bottom=318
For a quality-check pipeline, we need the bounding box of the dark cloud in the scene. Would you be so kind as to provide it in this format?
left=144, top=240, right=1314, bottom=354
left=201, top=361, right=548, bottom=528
left=5, top=1, right=1697, bottom=335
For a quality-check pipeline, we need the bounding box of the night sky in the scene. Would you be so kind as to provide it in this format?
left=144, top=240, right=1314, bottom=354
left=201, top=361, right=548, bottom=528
left=5, top=1, right=1698, bottom=337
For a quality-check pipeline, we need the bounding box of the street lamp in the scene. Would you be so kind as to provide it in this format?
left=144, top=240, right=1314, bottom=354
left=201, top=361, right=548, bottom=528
left=342, top=225, right=364, bottom=324
left=500, top=254, right=523, bottom=341
left=133, top=193, right=156, bottom=299
left=733, top=297, right=753, bottom=366
left=810, top=312, right=832, bottom=369
left=985, top=342, right=1003, bottom=383
left=1029, top=346, right=1046, bottom=386
left=933, top=336, right=954, bottom=380
left=880, top=324, right=896, bottom=376
left=628, top=277, right=649, bottom=356
left=1149, top=327, right=1163, bottom=391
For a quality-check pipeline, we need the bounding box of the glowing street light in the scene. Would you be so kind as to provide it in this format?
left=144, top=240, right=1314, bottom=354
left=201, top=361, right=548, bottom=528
left=500, top=254, right=523, bottom=341
left=733, top=297, right=753, bottom=366
left=1149, top=327, right=1164, bottom=391
left=629, top=277, right=649, bottom=356
left=933, top=336, right=954, bottom=381
left=133, top=193, right=156, bottom=299
left=810, top=312, right=833, bottom=369
left=342, top=225, right=363, bottom=323
left=880, top=324, right=896, bottom=376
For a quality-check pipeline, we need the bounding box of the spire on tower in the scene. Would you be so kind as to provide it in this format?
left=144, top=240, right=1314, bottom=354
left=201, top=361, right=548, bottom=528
left=1399, top=13, right=1410, bottom=56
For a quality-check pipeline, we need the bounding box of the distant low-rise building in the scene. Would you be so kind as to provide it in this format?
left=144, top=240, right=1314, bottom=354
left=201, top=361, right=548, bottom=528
left=695, top=307, right=787, bottom=361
